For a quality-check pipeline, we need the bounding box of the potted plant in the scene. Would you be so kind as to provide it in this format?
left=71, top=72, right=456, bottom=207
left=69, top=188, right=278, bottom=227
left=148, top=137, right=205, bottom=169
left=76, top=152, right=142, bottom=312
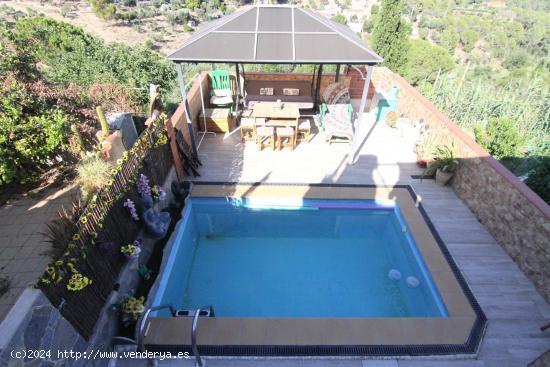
left=423, top=144, right=459, bottom=185
left=385, top=111, right=398, bottom=128
left=120, top=296, right=145, bottom=327
left=414, top=133, right=440, bottom=168
left=120, top=239, right=141, bottom=260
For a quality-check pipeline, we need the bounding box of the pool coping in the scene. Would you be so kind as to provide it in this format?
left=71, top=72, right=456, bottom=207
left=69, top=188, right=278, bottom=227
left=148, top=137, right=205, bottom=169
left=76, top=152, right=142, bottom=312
left=143, top=182, right=487, bottom=356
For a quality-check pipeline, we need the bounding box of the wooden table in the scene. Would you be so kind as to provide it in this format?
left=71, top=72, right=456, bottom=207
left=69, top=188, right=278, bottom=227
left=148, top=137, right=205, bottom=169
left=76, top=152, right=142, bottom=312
left=252, top=102, right=300, bottom=150
left=252, top=102, right=300, bottom=124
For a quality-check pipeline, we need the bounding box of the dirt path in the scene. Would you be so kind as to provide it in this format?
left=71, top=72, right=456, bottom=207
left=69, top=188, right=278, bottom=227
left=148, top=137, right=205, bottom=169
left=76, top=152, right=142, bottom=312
left=4, top=0, right=190, bottom=55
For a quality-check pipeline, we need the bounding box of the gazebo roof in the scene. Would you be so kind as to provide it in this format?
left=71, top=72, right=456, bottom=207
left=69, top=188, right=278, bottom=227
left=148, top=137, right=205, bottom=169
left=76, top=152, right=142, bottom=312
left=167, top=5, right=383, bottom=65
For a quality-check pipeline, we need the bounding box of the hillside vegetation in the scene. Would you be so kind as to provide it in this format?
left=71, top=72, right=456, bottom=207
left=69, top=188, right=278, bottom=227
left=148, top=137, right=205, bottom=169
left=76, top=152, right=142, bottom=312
left=368, top=0, right=549, bottom=202
left=0, top=16, right=175, bottom=189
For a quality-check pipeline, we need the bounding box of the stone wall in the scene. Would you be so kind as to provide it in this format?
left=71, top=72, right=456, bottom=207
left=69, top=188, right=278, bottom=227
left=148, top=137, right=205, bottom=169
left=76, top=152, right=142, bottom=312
left=0, top=289, right=88, bottom=367
left=370, top=67, right=550, bottom=302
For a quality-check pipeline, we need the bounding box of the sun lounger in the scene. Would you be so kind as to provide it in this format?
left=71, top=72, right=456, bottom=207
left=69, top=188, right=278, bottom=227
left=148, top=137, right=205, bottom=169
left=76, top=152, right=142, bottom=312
left=324, top=103, right=354, bottom=144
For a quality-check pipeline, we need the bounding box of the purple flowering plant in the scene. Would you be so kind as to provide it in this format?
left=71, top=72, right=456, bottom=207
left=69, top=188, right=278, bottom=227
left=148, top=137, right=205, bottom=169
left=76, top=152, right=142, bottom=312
left=123, top=199, right=139, bottom=221
left=136, top=174, right=151, bottom=198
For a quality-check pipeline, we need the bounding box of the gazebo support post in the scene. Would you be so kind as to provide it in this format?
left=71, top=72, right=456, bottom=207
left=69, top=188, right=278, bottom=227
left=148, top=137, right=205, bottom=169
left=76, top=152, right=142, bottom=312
left=335, top=64, right=341, bottom=82
left=235, top=63, right=241, bottom=118
left=176, top=62, right=199, bottom=158
left=349, top=64, right=374, bottom=165
left=357, top=65, right=373, bottom=119
left=315, top=63, right=323, bottom=109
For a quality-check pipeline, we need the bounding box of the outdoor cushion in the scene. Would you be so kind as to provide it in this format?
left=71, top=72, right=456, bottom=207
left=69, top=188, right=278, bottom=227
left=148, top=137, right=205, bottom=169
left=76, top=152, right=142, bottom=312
left=283, top=88, right=300, bottom=96
left=298, top=119, right=311, bottom=130
left=244, top=79, right=314, bottom=109
left=256, top=126, right=274, bottom=136
left=212, top=88, right=232, bottom=97
left=244, top=94, right=314, bottom=109
left=276, top=126, right=294, bottom=137
left=260, top=87, right=274, bottom=96
left=210, top=95, right=233, bottom=105
left=325, top=104, right=353, bottom=143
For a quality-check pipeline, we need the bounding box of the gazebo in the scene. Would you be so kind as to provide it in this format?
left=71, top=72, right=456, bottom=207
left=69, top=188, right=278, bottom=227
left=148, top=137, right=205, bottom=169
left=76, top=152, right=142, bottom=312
left=167, top=4, right=383, bottom=163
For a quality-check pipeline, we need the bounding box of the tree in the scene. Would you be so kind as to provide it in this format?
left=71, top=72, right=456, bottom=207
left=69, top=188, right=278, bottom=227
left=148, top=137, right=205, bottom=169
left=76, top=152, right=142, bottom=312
left=372, top=0, right=410, bottom=73
left=362, top=18, right=374, bottom=33
left=403, top=39, right=455, bottom=85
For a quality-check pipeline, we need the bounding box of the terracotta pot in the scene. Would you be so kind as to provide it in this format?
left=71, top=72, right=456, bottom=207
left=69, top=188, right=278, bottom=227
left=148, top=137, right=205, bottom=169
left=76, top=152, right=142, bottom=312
left=435, top=169, right=454, bottom=186
left=415, top=152, right=431, bottom=168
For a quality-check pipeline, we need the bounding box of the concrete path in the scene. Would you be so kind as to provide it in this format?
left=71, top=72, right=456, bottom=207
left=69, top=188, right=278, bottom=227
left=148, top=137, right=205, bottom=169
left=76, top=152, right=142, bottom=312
left=0, top=185, right=77, bottom=320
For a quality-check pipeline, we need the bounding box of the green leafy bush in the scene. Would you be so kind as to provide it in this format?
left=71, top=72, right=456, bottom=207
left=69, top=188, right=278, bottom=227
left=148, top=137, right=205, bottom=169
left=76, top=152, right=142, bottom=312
left=436, top=28, right=458, bottom=53
left=331, top=14, right=347, bottom=25
left=503, top=48, right=530, bottom=70
left=11, top=17, right=176, bottom=103
left=90, top=0, right=116, bottom=20
left=459, top=29, right=480, bottom=52
left=474, top=117, right=524, bottom=159
left=525, top=158, right=550, bottom=204
left=0, top=81, right=69, bottom=185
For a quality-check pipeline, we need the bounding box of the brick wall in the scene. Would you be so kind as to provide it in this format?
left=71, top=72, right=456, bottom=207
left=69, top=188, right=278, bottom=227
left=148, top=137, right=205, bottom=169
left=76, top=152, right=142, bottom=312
left=243, top=71, right=351, bottom=101
left=371, top=67, right=550, bottom=302
left=343, top=66, right=376, bottom=100
left=244, top=69, right=377, bottom=102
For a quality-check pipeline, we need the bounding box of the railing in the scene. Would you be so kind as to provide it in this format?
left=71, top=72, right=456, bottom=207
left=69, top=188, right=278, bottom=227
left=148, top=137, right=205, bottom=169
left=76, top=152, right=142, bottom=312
left=38, top=114, right=173, bottom=339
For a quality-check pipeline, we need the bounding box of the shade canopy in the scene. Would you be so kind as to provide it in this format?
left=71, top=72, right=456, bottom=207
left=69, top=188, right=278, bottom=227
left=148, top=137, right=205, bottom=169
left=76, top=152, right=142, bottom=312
left=167, top=5, right=383, bottom=65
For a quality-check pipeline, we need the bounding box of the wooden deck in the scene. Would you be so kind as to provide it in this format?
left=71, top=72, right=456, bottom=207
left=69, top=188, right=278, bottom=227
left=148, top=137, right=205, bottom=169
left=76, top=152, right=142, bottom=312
left=194, top=116, right=421, bottom=185
left=168, top=120, right=550, bottom=366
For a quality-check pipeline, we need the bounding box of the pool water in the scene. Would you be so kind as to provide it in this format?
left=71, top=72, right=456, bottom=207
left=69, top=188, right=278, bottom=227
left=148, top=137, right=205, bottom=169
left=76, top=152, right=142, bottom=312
left=152, top=197, right=448, bottom=318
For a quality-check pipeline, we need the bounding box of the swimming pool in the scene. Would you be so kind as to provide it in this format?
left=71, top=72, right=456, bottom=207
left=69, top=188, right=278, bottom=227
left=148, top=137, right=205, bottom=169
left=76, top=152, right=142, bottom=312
left=152, top=196, right=448, bottom=318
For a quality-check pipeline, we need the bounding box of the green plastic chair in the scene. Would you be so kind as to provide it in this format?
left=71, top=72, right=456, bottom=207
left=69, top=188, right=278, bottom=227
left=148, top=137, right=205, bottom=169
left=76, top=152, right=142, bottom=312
left=210, top=70, right=233, bottom=110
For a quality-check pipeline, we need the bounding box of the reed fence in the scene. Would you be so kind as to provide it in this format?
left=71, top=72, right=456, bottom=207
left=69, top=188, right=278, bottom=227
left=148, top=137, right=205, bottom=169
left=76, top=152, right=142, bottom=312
left=38, top=114, right=173, bottom=339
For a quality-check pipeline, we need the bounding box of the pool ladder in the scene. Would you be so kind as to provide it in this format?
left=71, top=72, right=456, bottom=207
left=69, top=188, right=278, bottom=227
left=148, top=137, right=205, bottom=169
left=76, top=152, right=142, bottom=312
left=137, top=304, right=215, bottom=367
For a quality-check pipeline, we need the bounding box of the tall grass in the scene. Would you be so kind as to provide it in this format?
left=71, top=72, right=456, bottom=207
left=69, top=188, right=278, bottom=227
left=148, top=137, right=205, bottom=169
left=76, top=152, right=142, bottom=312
left=420, top=74, right=550, bottom=150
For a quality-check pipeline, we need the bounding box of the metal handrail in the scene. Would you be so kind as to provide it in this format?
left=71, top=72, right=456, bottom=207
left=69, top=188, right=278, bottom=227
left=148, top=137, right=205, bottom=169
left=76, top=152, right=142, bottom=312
left=191, top=305, right=215, bottom=367
left=135, top=304, right=176, bottom=352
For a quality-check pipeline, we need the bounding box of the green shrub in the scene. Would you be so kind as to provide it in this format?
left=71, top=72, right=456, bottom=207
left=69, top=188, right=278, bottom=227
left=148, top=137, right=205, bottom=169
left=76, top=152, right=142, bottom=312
left=525, top=158, right=550, bottom=204
left=437, top=28, right=458, bottom=53
left=474, top=117, right=524, bottom=159
left=90, top=0, right=116, bottom=20
left=459, top=29, right=479, bottom=52
left=76, top=156, right=113, bottom=199
left=331, top=14, right=347, bottom=25
left=503, top=48, right=529, bottom=70
left=0, top=82, right=70, bottom=185
left=11, top=17, right=176, bottom=104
